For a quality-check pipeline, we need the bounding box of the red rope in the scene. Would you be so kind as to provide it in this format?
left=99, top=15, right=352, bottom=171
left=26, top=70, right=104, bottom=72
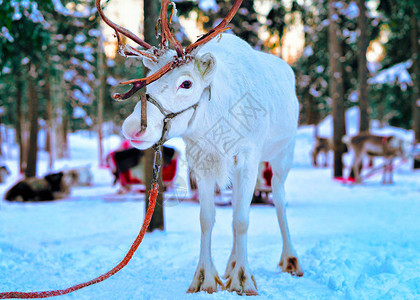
left=0, top=183, right=159, bottom=299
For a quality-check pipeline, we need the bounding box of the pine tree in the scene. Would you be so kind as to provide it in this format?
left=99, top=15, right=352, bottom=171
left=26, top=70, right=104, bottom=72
left=1, top=0, right=106, bottom=173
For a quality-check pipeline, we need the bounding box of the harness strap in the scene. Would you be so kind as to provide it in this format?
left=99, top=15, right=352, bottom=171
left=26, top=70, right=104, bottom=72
left=146, top=95, right=173, bottom=116
left=148, top=86, right=211, bottom=147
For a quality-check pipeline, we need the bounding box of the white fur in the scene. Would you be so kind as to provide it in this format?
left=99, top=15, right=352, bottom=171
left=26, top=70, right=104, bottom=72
left=122, top=33, right=302, bottom=294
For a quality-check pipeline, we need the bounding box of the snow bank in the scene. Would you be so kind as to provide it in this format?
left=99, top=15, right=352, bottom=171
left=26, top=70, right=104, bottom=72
left=369, top=60, right=413, bottom=91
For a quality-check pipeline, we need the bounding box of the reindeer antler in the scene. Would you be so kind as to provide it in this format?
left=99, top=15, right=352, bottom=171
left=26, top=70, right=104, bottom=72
left=97, top=0, right=243, bottom=100
left=186, top=0, right=243, bottom=54
left=159, top=0, right=184, bottom=57
left=113, top=61, right=174, bottom=101
left=96, top=0, right=154, bottom=53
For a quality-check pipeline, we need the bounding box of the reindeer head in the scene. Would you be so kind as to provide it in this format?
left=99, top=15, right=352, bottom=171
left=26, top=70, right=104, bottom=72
left=96, top=0, right=242, bottom=149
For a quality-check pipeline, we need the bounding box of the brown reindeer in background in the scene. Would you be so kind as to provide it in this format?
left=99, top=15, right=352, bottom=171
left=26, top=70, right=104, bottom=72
left=345, top=133, right=407, bottom=184
left=311, top=137, right=332, bottom=167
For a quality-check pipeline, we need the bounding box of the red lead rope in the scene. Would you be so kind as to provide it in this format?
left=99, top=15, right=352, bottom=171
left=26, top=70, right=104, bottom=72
left=0, top=183, right=159, bottom=299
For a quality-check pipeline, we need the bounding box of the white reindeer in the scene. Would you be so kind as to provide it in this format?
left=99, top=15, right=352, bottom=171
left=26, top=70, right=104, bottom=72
left=97, top=0, right=303, bottom=295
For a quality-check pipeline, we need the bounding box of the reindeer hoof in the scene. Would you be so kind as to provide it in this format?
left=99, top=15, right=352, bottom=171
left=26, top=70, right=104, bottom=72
left=279, top=256, right=304, bottom=277
left=223, top=260, right=236, bottom=279
left=225, top=266, right=258, bottom=296
left=187, top=267, right=224, bottom=294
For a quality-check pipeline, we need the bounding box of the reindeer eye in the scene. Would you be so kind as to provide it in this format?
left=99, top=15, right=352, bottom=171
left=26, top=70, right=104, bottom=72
left=180, top=80, right=192, bottom=89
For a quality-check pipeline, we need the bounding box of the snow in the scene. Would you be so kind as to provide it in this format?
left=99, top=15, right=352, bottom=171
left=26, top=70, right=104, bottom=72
left=21, top=57, right=30, bottom=65
left=303, top=46, right=313, bottom=57
left=74, top=34, right=86, bottom=44
left=320, top=19, right=329, bottom=28
left=88, top=29, right=101, bottom=37
left=51, top=0, right=96, bottom=18
left=81, top=61, right=92, bottom=71
left=74, top=80, right=92, bottom=95
left=309, top=87, right=321, bottom=98
left=107, top=59, right=115, bottom=67
left=27, top=2, right=49, bottom=27
left=106, top=76, right=118, bottom=86
left=84, top=53, right=94, bottom=63
left=57, top=44, right=66, bottom=52
left=2, top=66, right=12, bottom=74
left=342, top=2, right=359, bottom=19
left=72, top=90, right=90, bottom=104
left=63, top=70, right=77, bottom=81
left=349, top=90, right=358, bottom=102
left=198, top=0, right=219, bottom=12
left=75, top=45, right=93, bottom=56
left=367, top=61, right=381, bottom=74
left=84, top=117, right=93, bottom=127
left=70, top=57, right=80, bottom=66
left=348, top=31, right=358, bottom=44
left=9, top=0, right=49, bottom=28
left=0, top=119, right=419, bottom=299
left=0, top=27, right=14, bottom=43
left=11, top=0, right=22, bottom=21
left=368, top=60, right=413, bottom=90
left=73, top=107, right=86, bottom=119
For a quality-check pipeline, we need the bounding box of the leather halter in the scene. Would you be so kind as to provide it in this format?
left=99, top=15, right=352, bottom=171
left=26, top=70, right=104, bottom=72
left=142, top=86, right=211, bottom=148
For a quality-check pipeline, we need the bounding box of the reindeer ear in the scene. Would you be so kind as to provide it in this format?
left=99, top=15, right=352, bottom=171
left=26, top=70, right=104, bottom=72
left=195, top=52, right=216, bottom=83
left=143, top=57, right=157, bottom=70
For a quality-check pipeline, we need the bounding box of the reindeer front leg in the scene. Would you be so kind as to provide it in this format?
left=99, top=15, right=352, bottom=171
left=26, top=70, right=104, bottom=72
left=352, top=150, right=364, bottom=183
left=382, top=158, right=394, bottom=185
left=388, top=158, right=394, bottom=184
left=225, top=156, right=259, bottom=296
left=187, top=177, right=223, bottom=293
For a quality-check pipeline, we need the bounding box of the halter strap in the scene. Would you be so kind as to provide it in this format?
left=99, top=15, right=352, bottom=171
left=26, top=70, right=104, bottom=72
left=146, top=86, right=211, bottom=147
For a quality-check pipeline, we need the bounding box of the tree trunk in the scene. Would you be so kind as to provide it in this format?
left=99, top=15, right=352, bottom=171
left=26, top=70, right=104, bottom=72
left=15, top=72, right=25, bottom=173
left=62, top=110, right=69, bottom=159
left=4, top=109, right=11, bottom=160
left=97, top=38, right=105, bottom=167
left=411, top=8, right=420, bottom=169
left=143, top=0, right=159, bottom=44
left=54, top=73, right=64, bottom=159
left=328, top=0, right=346, bottom=178
left=143, top=0, right=164, bottom=231
left=25, top=67, right=39, bottom=178
left=357, top=0, right=369, bottom=133
left=44, top=69, right=54, bottom=171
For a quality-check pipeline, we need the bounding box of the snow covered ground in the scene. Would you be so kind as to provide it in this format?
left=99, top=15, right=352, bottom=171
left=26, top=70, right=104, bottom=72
left=0, top=122, right=419, bottom=299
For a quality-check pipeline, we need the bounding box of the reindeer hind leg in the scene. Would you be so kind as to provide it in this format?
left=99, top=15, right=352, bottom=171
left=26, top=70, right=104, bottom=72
left=270, top=143, right=303, bottom=277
